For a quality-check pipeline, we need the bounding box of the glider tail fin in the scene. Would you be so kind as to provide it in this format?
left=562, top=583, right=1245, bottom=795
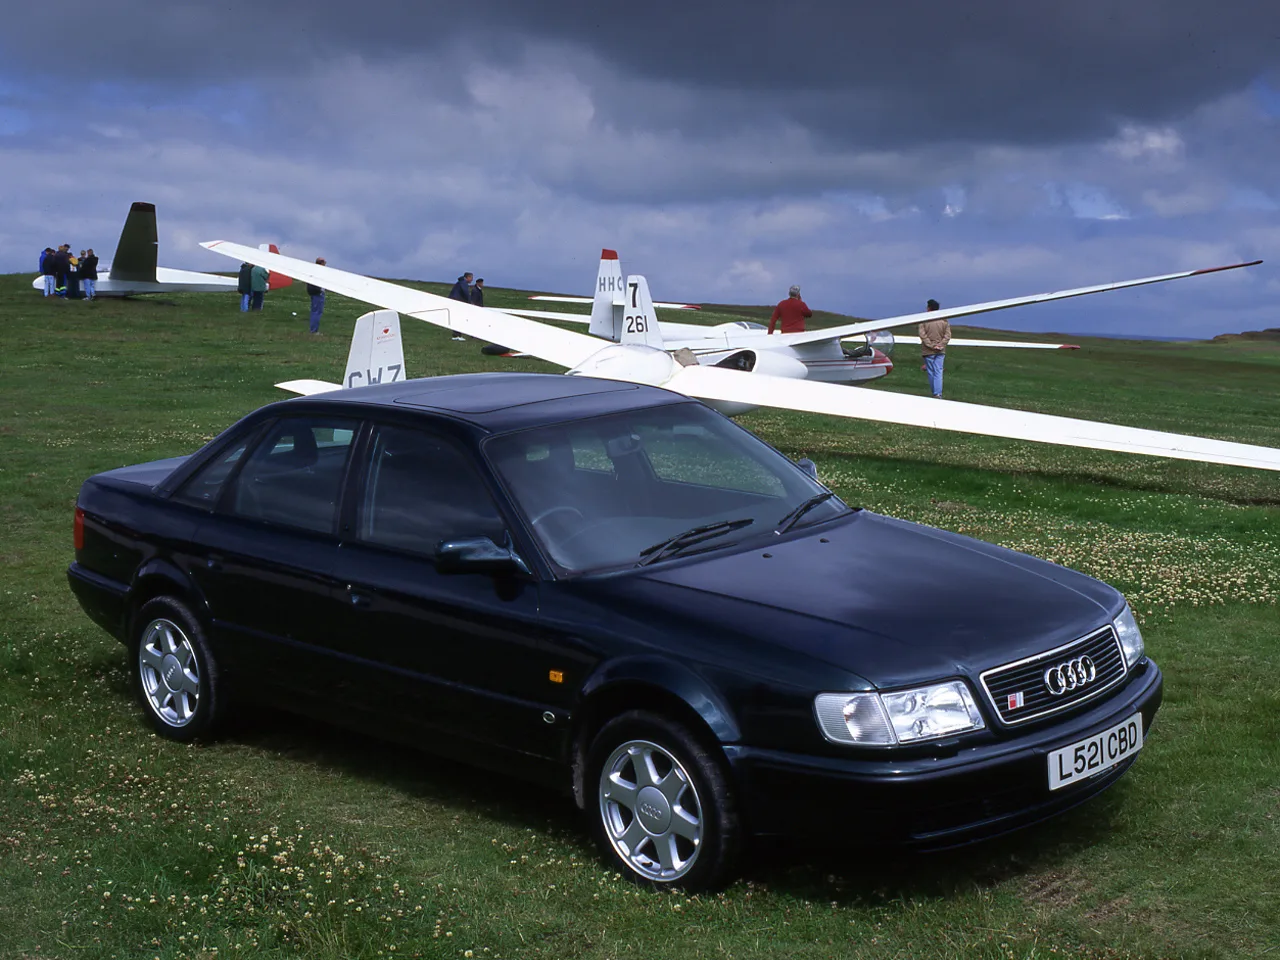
left=108, top=201, right=158, bottom=283
left=619, top=275, right=666, bottom=350
left=588, top=248, right=624, bottom=341
left=343, top=310, right=406, bottom=389
left=260, top=243, right=295, bottom=290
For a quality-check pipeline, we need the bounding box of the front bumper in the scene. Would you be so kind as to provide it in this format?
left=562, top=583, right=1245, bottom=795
left=727, top=660, right=1162, bottom=849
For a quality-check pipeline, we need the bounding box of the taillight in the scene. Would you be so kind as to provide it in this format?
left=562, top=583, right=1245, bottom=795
left=74, top=506, right=85, bottom=551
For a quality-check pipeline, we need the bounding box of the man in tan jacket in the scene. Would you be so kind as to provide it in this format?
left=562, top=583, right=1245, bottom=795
left=918, top=298, right=951, bottom=398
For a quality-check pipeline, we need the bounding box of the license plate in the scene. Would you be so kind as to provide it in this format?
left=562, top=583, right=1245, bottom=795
left=1047, top=713, right=1143, bottom=791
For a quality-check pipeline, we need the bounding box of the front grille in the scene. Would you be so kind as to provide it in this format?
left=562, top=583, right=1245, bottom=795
left=981, top=626, right=1127, bottom=725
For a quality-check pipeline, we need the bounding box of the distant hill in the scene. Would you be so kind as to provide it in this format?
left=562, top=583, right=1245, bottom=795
left=1212, top=328, right=1280, bottom=342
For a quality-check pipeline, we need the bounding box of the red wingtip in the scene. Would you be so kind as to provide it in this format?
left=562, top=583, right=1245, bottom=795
left=601, top=249, right=619, bottom=260
left=1059, top=344, right=1082, bottom=349
left=1190, top=259, right=1263, bottom=276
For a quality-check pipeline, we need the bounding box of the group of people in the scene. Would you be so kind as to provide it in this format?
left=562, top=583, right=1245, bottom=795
left=236, top=257, right=328, bottom=334
left=448, top=272, right=486, bottom=307
left=236, top=261, right=271, bottom=312
left=769, top=284, right=953, bottom=398
left=39, top=245, right=98, bottom=300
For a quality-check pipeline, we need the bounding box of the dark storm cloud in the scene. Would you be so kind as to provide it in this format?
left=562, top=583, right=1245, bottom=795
left=7, top=0, right=1280, bottom=149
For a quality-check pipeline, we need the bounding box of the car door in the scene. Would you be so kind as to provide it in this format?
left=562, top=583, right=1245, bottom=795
left=329, top=422, right=577, bottom=763
left=185, top=415, right=358, bottom=708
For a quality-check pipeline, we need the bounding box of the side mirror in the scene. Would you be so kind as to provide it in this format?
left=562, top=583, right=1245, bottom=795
left=436, top=535, right=532, bottom=576
left=796, top=458, right=818, bottom=481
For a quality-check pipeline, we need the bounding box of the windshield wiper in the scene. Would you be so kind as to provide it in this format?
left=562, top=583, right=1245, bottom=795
left=775, top=491, right=839, bottom=534
left=637, top=518, right=756, bottom=567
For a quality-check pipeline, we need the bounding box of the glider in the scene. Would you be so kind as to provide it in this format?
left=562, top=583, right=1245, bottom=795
left=35, top=203, right=293, bottom=297
left=201, top=240, right=1279, bottom=473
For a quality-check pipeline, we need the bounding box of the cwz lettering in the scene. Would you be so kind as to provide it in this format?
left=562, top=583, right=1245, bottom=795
left=346, top=364, right=403, bottom=388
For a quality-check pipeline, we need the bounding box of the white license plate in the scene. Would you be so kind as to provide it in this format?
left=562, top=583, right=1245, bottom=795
left=1047, top=713, right=1143, bottom=791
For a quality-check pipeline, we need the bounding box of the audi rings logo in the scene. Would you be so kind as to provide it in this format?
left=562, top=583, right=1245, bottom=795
left=1044, top=656, right=1096, bottom=696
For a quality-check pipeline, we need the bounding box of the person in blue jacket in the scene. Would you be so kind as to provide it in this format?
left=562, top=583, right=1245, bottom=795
left=39, top=248, right=57, bottom=297
left=306, top=258, right=327, bottom=334
left=448, top=272, right=473, bottom=303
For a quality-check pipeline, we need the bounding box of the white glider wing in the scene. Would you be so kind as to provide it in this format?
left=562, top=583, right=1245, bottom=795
left=771, top=260, right=1263, bottom=348
left=892, top=336, right=1080, bottom=350
left=661, top=364, right=1280, bottom=472
left=501, top=306, right=594, bottom=323
left=201, top=241, right=605, bottom=369
left=530, top=295, right=700, bottom=310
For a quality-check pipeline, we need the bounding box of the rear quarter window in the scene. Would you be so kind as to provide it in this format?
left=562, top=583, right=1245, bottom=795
left=226, top=418, right=358, bottom=534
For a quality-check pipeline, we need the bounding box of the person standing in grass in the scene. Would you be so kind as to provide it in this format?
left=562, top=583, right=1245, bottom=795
left=306, top=258, right=327, bottom=334
left=449, top=272, right=474, bottom=303
left=249, top=263, right=269, bottom=311
left=237, top=262, right=253, bottom=311
left=918, top=298, right=951, bottom=398
left=81, top=249, right=98, bottom=300
left=40, top=248, right=57, bottom=296
left=52, top=245, right=71, bottom=297
left=768, top=284, right=812, bottom=334
left=470, top=278, right=485, bottom=307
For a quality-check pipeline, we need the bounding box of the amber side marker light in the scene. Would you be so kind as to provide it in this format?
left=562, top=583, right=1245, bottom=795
left=74, top=506, right=84, bottom=551
left=549, top=670, right=564, bottom=684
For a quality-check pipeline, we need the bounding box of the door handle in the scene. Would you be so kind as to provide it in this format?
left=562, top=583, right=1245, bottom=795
left=347, top=585, right=372, bottom=609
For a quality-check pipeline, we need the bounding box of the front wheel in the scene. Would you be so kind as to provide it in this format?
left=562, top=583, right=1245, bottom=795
left=132, top=596, right=224, bottom=741
left=585, top=710, right=740, bottom=890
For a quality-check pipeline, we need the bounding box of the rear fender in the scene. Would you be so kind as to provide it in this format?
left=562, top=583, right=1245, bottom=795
left=129, top=558, right=209, bottom=633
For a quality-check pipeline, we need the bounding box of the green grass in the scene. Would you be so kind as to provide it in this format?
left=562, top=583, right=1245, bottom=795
left=1, top=274, right=1278, bottom=959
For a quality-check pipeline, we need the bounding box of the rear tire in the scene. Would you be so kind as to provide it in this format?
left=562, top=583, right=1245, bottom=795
left=585, top=709, right=740, bottom=890
left=131, top=596, right=224, bottom=741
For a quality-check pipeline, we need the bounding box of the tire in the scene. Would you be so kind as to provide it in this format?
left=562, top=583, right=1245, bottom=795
left=585, top=709, right=740, bottom=890
left=131, top=596, right=224, bottom=742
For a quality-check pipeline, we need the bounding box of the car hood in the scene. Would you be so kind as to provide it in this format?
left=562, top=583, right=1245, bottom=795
left=584, top=511, right=1122, bottom=690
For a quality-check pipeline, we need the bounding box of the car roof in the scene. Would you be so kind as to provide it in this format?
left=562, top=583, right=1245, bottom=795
left=273, top=372, right=688, bottom=432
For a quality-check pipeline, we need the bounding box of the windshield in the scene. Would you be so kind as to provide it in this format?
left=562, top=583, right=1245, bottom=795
left=486, top=402, right=849, bottom=574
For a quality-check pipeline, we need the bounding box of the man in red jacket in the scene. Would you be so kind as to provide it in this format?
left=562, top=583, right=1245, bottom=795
left=768, top=285, right=812, bottom=335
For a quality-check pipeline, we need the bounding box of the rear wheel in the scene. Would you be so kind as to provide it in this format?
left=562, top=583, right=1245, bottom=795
left=132, top=596, right=224, bottom=741
left=586, top=710, right=740, bottom=890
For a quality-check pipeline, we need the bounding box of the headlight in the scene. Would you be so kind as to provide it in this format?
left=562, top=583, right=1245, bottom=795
left=1114, top=603, right=1145, bottom=668
left=815, top=681, right=986, bottom=746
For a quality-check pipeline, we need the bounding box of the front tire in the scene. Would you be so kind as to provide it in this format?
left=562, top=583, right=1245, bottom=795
left=585, top=710, right=740, bottom=890
left=132, top=596, right=224, bottom=741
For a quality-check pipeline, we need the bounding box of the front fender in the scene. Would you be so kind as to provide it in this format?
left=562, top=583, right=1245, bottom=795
left=579, top=655, right=741, bottom=743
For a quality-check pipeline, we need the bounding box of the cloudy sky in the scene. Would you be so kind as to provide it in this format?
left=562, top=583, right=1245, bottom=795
left=3, top=1, right=1277, bottom=336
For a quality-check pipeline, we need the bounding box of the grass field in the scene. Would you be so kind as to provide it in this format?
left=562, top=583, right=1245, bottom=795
left=1, top=272, right=1277, bottom=960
